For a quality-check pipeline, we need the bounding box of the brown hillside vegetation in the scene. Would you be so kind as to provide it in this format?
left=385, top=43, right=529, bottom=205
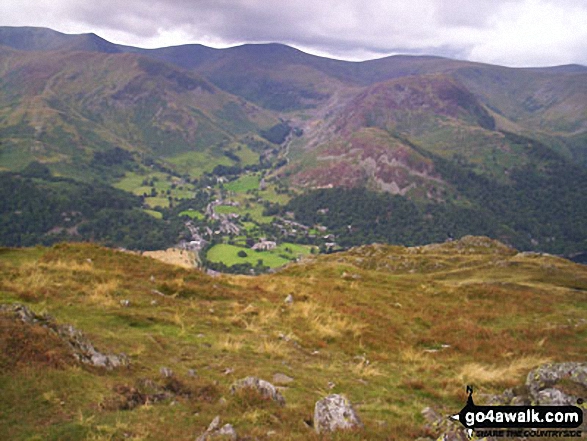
left=0, top=236, right=586, bottom=440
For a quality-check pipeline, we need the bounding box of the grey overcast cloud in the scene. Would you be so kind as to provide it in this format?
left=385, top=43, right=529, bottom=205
left=1, top=0, right=586, bottom=67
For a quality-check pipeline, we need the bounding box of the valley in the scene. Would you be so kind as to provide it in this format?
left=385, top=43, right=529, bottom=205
left=1, top=26, right=587, bottom=269
left=1, top=25, right=587, bottom=441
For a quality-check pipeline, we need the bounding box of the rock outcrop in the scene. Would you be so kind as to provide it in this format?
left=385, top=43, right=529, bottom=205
left=0, top=303, right=128, bottom=370
left=196, top=416, right=237, bottom=441
left=526, top=362, right=587, bottom=405
left=314, top=393, right=363, bottom=433
left=230, top=376, right=285, bottom=406
left=422, top=362, right=587, bottom=440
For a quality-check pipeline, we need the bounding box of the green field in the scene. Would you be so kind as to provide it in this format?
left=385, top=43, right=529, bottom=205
left=178, top=209, right=204, bottom=220
left=274, top=242, right=314, bottom=258
left=215, top=203, right=273, bottom=224
left=258, top=187, right=291, bottom=204
left=165, top=143, right=260, bottom=178
left=144, top=197, right=170, bottom=208
left=206, top=244, right=291, bottom=268
left=224, top=174, right=261, bottom=193
left=114, top=171, right=196, bottom=209
left=144, top=209, right=163, bottom=219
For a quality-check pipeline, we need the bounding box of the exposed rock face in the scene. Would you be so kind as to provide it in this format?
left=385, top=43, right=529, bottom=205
left=230, top=376, right=285, bottom=406
left=195, top=416, right=237, bottom=441
left=526, top=362, right=587, bottom=405
left=0, top=303, right=128, bottom=370
left=314, top=394, right=363, bottom=433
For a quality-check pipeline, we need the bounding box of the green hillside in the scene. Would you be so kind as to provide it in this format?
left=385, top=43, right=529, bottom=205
left=1, top=26, right=586, bottom=262
left=1, top=237, right=586, bottom=440
left=0, top=46, right=278, bottom=182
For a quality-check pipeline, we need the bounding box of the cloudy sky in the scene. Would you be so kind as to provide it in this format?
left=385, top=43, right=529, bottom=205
left=1, top=0, right=586, bottom=67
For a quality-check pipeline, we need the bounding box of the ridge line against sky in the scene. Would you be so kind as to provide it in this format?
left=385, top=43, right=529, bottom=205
left=1, top=0, right=587, bottom=67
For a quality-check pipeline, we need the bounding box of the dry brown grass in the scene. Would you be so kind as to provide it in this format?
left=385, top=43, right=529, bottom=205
left=458, top=355, right=551, bottom=387
left=290, top=301, right=365, bottom=340
left=217, top=335, right=245, bottom=353
left=40, top=259, right=94, bottom=273
left=255, top=338, right=289, bottom=359
left=87, top=280, right=120, bottom=307
left=350, top=359, right=384, bottom=378
left=143, top=249, right=196, bottom=269
left=2, top=241, right=587, bottom=440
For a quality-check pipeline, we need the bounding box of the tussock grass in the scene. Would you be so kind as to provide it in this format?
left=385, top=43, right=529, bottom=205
left=458, top=356, right=551, bottom=387
left=217, top=335, right=245, bottom=353
left=87, top=280, right=120, bottom=307
left=350, top=359, right=384, bottom=378
left=290, top=301, right=365, bottom=340
left=1, top=241, right=586, bottom=440
left=255, top=338, right=289, bottom=359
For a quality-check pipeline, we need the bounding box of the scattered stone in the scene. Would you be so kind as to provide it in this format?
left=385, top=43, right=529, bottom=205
left=314, top=394, right=363, bottom=434
left=150, top=300, right=158, bottom=306
left=526, top=362, right=587, bottom=404
left=160, top=367, right=174, bottom=378
left=277, top=332, right=294, bottom=342
left=327, top=381, right=336, bottom=389
left=196, top=416, right=237, bottom=441
left=230, top=376, right=286, bottom=406
left=0, top=304, right=129, bottom=370
left=187, top=369, right=197, bottom=377
left=272, top=373, right=294, bottom=385
left=284, top=294, right=294, bottom=304
left=223, top=368, right=234, bottom=375
left=423, top=361, right=587, bottom=439
left=103, top=384, right=171, bottom=411
left=120, top=299, right=130, bottom=307
left=538, top=388, right=574, bottom=405
left=421, top=407, right=469, bottom=441
left=151, top=289, right=168, bottom=297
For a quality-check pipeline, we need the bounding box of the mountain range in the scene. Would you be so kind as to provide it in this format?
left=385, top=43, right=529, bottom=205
left=0, top=26, right=586, bottom=257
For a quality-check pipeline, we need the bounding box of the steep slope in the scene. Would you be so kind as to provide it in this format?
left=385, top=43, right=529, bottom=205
left=1, top=26, right=586, bottom=257
left=0, top=46, right=278, bottom=179
left=285, top=74, right=502, bottom=194
left=1, top=237, right=586, bottom=440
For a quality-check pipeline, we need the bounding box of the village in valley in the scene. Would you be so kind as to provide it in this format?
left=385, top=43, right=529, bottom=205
left=113, top=140, right=339, bottom=274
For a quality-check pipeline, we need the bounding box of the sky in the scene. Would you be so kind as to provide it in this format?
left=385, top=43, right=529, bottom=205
left=1, top=0, right=586, bottom=67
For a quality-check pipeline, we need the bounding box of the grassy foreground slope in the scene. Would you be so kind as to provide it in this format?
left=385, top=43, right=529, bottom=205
left=1, top=237, right=586, bottom=440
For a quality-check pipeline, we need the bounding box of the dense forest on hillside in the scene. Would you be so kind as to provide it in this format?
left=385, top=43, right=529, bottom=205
left=0, top=170, right=184, bottom=250
left=286, top=154, right=587, bottom=255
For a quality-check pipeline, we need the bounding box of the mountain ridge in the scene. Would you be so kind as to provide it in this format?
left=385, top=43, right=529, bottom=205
left=1, top=26, right=587, bottom=258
